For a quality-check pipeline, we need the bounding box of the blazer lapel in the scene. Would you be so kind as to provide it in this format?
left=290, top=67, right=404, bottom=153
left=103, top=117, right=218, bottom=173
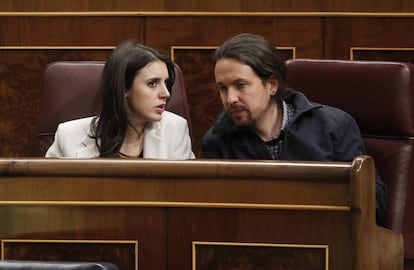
left=143, top=121, right=164, bottom=158
left=73, top=120, right=165, bottom=158
left=76, top=134, right=99, bottom=157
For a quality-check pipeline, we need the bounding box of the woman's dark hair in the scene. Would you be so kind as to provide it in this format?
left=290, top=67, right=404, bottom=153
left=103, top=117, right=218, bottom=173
left=91, top=40, right=175, bottom=157
left=214, top=33, right=290, bottom=101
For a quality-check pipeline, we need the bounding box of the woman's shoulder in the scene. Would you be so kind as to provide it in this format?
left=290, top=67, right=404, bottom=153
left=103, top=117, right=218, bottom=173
left=57, top=116, right=96, bottom=132
left=60, top=116, right=94, bottom=125
left=162, top=111, right=188, bottom=124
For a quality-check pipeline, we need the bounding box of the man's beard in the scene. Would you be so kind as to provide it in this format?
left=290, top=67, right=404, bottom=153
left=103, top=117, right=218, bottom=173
left=227, top=105, right=253, bottom=127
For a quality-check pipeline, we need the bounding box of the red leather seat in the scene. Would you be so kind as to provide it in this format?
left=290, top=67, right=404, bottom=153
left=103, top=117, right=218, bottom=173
left=35, top=61, right=191, bottom=156
left=286, top=58, right=414, bottom=270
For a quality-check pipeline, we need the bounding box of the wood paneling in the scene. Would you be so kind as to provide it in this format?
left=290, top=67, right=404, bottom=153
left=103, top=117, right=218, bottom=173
left=351, top=48, right=414, bottom=62
left=0, top=16, right=144, bottom=45
left=194, top=242, right=327, bottom=270
left=324, top=17, right=414, bottom=59
left=1, top=0, right=414, bottom=12
left=0, top=156, right=404, bottom=270
left=144, top=16, right=322, bottom=57
left=172, top=48, right=219, bottom=157
left=1, top=12, right=414, bottom=157
left=0, top=49, right=111, bottom=156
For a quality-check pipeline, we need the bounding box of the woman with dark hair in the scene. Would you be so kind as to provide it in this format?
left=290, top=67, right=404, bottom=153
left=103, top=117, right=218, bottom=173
left=46, top=41, right=194, bottom=159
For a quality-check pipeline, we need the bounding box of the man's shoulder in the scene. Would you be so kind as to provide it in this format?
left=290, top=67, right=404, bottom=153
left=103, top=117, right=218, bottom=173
left=289, top=91, right=351, bottom=120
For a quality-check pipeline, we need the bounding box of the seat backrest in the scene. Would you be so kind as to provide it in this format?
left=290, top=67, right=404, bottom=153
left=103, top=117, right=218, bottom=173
left=0, top=260, right=118, bottom=270
left=35, top=61, right=191, bottom=156
left=285, top=58, right=414, bottom=264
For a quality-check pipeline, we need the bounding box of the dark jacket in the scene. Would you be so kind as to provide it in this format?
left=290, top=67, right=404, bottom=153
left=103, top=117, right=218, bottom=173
left=202, top=91, right=387, bottom=223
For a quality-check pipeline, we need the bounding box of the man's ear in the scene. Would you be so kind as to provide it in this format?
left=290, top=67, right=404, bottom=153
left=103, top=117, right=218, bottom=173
left=268, top=75, right=279, bottom=96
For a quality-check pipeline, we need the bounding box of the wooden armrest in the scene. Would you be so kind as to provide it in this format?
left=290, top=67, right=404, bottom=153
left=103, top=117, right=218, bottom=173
left=377, top=226, right=404, bottom=270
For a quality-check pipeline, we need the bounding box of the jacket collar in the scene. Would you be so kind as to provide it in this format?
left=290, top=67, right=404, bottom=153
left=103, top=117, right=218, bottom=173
left=76, top=120, right=164, bottom=158
left=77, top=130, right=99, bottom=157
left=142, top=121, right=163, bottom=158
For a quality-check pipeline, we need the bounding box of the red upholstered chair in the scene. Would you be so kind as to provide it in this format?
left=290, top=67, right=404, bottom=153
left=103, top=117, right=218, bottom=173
left=285, top=58, right=414, bottom=269
left=35, top=61, right=191, bottom=156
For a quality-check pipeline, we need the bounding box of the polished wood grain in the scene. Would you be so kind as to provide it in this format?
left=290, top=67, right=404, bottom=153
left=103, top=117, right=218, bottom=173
left=0, top=156, right=404, bottom=269
left=0, top=16, right=144, bottom=45
left=324, top=17, right=414, bottom=59
left=193, top=242, right=327, bottom=270
left=145, top=16, right=322, bottom=57
left=1, top=0, right=414, bottom=12
left=351, top=48, right=414, bottom=62
left=0, top=49, right=112, bottom=157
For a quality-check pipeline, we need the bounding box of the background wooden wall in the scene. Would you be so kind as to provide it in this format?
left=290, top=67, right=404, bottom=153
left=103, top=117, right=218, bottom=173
left=1, top=1, right=414, bottom=157
left=2, top=0, right=414, bottom=12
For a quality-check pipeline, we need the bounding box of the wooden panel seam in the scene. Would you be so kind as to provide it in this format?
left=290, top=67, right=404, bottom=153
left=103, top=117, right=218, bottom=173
left=1, top=11, right=414, bottom=17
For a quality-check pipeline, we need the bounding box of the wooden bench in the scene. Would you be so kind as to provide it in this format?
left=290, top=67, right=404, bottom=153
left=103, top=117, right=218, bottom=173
left=0, top=156, right=403, bottom=270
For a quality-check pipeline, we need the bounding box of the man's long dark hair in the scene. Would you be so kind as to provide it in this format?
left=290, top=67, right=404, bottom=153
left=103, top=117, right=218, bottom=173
left=91, top=41, right=175, bottom=157
left=214, top=33, right=290, bottom=101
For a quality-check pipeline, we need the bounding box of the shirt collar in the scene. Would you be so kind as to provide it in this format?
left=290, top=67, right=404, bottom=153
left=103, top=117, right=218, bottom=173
left=280, top=100, right=288, bottom=130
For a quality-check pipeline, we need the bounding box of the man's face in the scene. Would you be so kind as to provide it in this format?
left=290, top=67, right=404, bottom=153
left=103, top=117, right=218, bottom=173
left=214, top=58, right=278, bottom=126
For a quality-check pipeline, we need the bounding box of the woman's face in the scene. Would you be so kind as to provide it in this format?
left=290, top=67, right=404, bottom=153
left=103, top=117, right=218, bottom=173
left=124, top=60, right=171, bottom=123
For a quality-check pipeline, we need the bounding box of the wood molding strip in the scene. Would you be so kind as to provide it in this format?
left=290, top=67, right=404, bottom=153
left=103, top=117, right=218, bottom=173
left=0, top=200, right=351, bottom=211
left=0, top=11, right=414, bottom=17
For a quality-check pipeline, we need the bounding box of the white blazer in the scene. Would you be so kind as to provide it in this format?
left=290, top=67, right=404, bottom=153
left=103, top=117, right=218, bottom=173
left=45, top=111, right=195, bottom=159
